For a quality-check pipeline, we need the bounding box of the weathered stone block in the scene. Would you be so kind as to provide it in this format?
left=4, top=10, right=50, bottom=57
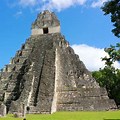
left=0, top=103, right=6, bottom=117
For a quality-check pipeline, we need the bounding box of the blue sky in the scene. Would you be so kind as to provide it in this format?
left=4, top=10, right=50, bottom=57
left=0, top=0, right=120, bottom=71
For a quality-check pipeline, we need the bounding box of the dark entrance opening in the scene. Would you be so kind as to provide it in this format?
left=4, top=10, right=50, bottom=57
left=43, top=28, right=48, bottom=34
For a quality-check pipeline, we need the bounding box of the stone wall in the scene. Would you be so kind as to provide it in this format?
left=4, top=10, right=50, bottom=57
left=55, top=44, right=116, bottom=111
left=57, top=88, right=116, bottom=111
left=49, top=26, right=60, bottom=34
left=31, top=29, right=43, bottom=35
left=6, top=34, right=64, bottom=114
left=31, top=26, right=60, bottom=35
left=0, top=33, right=117, bottom=114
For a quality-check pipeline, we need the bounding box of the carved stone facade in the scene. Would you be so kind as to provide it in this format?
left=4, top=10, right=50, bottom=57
left=0, top=11, right=117, bottom=115
left=31, top=10, right=60, bottom=35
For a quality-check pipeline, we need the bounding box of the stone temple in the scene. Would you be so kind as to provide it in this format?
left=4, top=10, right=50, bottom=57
left=0, top=10, right=116, bottom=115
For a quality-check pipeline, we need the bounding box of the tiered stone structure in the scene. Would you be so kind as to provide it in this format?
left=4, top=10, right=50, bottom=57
left=0, top=10, right=116, bottom=115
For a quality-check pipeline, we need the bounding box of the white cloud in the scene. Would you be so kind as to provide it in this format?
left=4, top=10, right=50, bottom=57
left=91, top=0, right=109, bottom=8
left=71, top=44, right=120, bottom=71
left=41, top=0, right=87, bottom=11
left=19, top=0, right=37, bottom=6
left=15, top=11, right=23, bottom=16
left=17, top=0, right=87, bottom=11
left=12, top=0, right=109, bottom=11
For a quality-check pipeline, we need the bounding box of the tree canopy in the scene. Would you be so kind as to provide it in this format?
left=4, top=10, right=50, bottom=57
left=93, top=0, right=120, bottom=106
left=101, top=0, right=120, bottom=37
left=92, top=44, right=120, bottom=105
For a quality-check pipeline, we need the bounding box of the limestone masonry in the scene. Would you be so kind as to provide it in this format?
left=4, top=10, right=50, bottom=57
left=0, top=10, right=117, bottom=115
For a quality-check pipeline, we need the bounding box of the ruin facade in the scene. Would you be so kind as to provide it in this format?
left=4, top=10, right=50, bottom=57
left=0, top=10, right=117, bottom=114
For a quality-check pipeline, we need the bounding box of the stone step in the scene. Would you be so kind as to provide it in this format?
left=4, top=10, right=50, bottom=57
left=10, top=57, right=27, bottom=65
left=58, top=96, right=110, bottom=104
left=57, top=88, right=108, bottom=99
left=0, top=81, right=8, bottom=91
left=57, top=99, right=114, bottom=111
left=0, top=72, right=12, bottom=80
left=21, top=42, right=33, bottom=50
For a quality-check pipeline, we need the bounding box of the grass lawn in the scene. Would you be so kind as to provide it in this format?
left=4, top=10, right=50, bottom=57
left=0, top=111, right=120, bottom=120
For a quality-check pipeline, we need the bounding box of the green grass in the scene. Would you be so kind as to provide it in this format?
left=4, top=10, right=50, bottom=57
left=0, top=111, right=120, bottom=120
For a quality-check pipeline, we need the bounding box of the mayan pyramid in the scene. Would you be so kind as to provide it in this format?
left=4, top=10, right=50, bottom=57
left=0, top=10, right=116, bottom=114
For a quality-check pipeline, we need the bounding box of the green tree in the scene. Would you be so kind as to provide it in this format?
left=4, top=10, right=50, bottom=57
left=93, top=0, right=120, bottom=106
left=103, top=43, right=120, bottom=64
left=92, top=67, right=120, bottom=105
left=101, top=0, right=120, bottom=37
left=92, top=44, right=120, bottom=105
